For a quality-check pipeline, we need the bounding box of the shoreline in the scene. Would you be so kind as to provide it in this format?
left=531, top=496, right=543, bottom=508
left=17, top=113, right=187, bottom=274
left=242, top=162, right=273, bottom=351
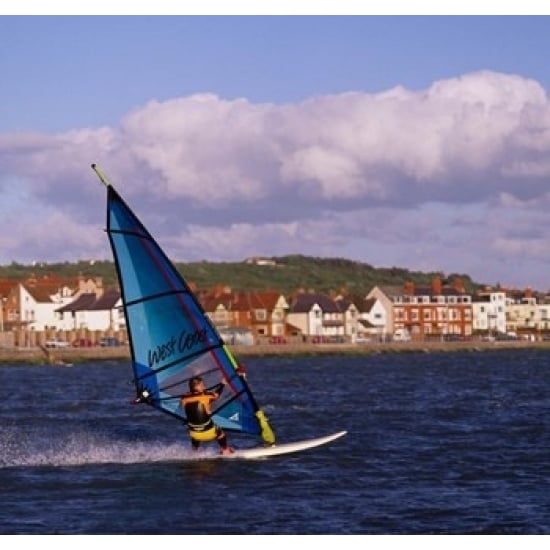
left=1, top=340, right=550, bottom=365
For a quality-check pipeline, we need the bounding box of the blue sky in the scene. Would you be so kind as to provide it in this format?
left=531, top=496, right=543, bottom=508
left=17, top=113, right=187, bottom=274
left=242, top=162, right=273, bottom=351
left=3, top=16, right=550, bottom=132
left=2, top=13, right=550, bottom=290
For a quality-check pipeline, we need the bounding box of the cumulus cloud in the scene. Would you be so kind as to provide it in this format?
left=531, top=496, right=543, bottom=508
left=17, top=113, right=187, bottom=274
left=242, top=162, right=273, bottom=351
left=1, top=70, right=550, bottom=288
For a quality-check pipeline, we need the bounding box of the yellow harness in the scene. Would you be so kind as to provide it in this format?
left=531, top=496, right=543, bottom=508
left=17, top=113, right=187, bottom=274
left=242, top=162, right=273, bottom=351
left=189, top=425, right=217, bottom=442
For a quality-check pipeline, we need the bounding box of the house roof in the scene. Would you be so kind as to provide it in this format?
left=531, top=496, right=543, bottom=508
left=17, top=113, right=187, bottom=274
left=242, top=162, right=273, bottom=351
left=376, top=285, right=404, bottom=298
left=24, top=283, right=71, bottom=303
left=56, top=293, right=97, bottom=312
left=413, top=286, right=465, bottom=297
left=363, top=297, right=377, bottom=312
left=200, top=290, right=287, bottom=313
left=289, top=293, right=339, bottom=313
left=285, top=321, right=302, bottom=334
left=334, top=297, right=357, bottom=312
left=92, top=288, right=121, bottom=310
left=55, top=288, right=121, bottom=312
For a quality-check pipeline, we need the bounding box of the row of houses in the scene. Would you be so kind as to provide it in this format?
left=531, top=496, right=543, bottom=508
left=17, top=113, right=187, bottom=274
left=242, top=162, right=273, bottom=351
left=1, top=272, right=550, bottom=347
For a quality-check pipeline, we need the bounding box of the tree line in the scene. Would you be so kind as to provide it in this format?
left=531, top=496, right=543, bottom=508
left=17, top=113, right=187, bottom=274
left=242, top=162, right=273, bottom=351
left=0, top=254, right=482, bottom=296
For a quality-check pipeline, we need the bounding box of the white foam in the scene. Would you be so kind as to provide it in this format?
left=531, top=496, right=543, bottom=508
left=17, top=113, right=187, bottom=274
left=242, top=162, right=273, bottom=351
left=0, top=427, right=219, bottom=467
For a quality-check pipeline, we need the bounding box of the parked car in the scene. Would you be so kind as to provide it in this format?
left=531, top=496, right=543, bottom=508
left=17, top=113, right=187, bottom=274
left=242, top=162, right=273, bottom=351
left=44, top=339, right=70, bottom=349
left=99, top=336, right=121, bottom=347
left=269, top=336, right=287, bottom=344
left=72, top=338, right=93, bottom=347
left=495, top=332, right=518, bottom=341
left=393, top=329, right=411, bottom=341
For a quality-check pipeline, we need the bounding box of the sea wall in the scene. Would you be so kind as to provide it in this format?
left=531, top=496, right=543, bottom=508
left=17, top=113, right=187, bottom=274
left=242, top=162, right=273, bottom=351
left=1, top=339, right=550, bottom=365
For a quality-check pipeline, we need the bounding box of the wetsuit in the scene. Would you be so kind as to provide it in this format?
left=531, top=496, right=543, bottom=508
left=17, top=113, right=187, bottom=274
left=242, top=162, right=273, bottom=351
left=181, top=383, right=229, bottom=450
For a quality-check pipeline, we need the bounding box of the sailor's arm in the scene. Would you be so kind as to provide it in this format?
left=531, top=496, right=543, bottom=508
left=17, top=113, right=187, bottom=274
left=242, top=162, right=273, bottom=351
left=207, top=381, right=226, bottom=398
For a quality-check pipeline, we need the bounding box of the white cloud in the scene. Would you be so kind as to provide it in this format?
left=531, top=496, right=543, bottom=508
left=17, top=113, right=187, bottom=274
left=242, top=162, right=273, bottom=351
left=2, top=70, right=550, bottom=289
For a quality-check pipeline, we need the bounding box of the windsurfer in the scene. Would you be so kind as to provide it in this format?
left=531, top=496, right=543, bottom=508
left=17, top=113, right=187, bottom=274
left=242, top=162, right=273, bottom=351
left=181, top=376, right=234, bottom=455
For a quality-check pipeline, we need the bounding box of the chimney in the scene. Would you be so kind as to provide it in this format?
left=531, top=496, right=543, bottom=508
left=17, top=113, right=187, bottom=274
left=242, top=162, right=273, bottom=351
left=404, top=282, right=415, bottom=296
left=453, top=277, right=465, bottom=294
left=431, top=277, right=442, bottom=295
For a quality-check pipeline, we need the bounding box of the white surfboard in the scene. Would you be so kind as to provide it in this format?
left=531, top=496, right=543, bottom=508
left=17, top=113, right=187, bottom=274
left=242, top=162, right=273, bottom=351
left=221, top=430, right=347, bottom=459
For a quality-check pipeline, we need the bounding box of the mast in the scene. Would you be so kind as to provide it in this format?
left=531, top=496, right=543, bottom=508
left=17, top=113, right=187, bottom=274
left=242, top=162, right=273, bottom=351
left=91, top=163, right=111, bottom=187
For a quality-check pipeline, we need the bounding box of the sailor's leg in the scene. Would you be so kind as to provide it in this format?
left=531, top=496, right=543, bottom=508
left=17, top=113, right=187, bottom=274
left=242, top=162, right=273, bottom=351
left=216, top=426, right=233, bottom=454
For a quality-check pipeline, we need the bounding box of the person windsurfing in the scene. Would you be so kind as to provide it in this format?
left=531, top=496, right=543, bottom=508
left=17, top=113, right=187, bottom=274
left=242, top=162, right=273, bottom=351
left=180, top=376, right=234, bottom=455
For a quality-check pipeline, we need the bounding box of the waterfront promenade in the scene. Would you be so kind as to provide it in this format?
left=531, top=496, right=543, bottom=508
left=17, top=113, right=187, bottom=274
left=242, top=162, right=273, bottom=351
left=1, top=339, right=550, bottom=365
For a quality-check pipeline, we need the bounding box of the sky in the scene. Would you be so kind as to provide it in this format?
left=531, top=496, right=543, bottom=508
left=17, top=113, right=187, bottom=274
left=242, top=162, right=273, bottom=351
left=2, top=8, right=550, bottom=291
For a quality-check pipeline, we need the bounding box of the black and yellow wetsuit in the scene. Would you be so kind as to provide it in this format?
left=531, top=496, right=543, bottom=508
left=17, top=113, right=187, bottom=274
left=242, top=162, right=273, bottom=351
left=181, top=383, right=228, bottom=450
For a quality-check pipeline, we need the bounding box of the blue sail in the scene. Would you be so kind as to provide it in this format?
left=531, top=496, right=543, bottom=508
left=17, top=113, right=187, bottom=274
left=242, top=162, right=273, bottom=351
left=93, top=165, right=275, bottom=444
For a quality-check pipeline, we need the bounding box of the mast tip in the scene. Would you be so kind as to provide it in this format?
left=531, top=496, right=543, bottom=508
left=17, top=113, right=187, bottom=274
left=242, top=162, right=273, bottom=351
left=91, top=163, right=111, bottom=187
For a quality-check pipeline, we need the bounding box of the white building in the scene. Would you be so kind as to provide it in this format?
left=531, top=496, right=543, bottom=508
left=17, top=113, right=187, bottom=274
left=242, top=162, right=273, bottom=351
left=335, top=297, right=360, bottom=341
left=55, top=288, right=124, bottom=331
left=472, top=290, right=506, bottom=334
left=357, top=296, right=389, bottom=340
left=287, top=293, right=345, bottom=340
left=18, top=282, right=75, bottom=331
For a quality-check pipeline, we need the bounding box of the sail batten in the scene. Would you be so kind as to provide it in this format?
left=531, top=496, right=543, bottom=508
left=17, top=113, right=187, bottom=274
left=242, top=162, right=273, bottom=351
left=125, top=289, right=194, bottom=308
left=94, top=165, right=276, bottom=444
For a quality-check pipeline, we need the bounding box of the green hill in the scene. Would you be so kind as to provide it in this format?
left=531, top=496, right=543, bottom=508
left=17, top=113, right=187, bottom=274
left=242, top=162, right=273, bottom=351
left=0, top=255, right=481, bottom=296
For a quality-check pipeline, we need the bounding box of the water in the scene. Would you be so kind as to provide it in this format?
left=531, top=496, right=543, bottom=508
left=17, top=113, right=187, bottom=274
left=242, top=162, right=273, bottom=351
left=1, top=349, right=549, bottom=534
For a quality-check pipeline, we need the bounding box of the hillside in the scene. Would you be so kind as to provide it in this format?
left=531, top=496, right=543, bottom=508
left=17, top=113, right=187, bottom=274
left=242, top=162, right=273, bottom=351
left=0, top=255, right=481, bottom=296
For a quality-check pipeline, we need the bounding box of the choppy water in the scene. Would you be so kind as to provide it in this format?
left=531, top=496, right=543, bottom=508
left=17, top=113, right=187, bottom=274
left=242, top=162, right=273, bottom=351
left=0, top=349, right=549, bottom=534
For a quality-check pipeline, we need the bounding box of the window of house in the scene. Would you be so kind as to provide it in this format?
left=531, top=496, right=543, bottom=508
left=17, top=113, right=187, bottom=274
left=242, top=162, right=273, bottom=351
left=255, top=310, right=267, bottom=321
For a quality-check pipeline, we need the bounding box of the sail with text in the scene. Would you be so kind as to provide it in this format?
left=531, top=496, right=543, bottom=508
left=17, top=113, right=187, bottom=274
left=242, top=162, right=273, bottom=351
left=91, top=164, right=275, bottom=445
